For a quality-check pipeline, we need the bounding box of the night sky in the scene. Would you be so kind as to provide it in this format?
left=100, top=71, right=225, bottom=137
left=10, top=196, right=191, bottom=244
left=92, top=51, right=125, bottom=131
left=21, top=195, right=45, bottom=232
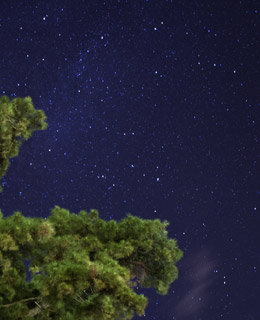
left=0, top=1, right=260, bottom=319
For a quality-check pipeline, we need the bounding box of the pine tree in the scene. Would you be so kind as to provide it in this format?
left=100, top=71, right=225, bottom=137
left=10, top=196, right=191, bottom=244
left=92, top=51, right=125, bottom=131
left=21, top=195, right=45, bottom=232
left=0, top=96, right=183, bottom=319
left=0, top=95, right=47, bottom=192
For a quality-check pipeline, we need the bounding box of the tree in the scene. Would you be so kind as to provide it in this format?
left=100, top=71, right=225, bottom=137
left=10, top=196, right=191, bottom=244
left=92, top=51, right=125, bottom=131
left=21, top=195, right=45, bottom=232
left=0, top=95, right=48, bottom=192
left=0, top=96, right=183, bottom=319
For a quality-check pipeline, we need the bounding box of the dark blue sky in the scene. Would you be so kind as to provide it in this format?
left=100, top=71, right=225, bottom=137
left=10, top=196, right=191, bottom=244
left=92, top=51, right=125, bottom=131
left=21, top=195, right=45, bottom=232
left=0, top=1, right=259, bottom=319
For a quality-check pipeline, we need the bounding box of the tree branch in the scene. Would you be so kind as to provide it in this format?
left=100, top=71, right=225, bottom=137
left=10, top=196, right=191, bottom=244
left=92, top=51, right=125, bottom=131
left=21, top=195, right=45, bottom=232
left=0, top=296, right=40, bottom=308
left=124, top=260, right=152, bottom=272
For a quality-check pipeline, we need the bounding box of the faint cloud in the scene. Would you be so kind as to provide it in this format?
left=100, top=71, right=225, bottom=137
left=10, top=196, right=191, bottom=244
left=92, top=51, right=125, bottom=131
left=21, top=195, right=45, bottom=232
left=174, top=246, right=219, bottom=319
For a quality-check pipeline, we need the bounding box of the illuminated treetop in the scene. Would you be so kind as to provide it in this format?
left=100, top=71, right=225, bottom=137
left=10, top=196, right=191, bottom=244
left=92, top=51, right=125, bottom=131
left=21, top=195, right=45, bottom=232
left=0, top=95, right=48, bottom=192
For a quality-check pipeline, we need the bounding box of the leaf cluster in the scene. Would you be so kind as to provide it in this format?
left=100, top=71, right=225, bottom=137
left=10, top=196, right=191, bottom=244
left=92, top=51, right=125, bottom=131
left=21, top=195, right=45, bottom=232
left=0, top=95, right=48, bottom=192
left=0, top=207, right=183, bottom=319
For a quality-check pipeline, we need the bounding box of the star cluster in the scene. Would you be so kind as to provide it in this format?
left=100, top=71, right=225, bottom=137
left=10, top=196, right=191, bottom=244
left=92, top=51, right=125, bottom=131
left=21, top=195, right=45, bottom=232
left=0, top=1, right=259, bottom=319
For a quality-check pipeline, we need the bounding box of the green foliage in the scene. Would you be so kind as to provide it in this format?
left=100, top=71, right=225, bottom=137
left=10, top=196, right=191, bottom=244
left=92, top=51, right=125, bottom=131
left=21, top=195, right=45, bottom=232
left=0, top=95, right=48, bottom=192
left=0, top=96, right=183, bottom=318
left=0, top=206, right=183, bottom=319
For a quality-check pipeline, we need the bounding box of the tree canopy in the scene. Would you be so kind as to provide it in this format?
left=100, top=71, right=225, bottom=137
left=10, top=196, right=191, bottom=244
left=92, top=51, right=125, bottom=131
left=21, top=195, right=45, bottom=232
left=0, top=95, right=48, bottom=192
left=0, top=96, right=183, bottom=319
